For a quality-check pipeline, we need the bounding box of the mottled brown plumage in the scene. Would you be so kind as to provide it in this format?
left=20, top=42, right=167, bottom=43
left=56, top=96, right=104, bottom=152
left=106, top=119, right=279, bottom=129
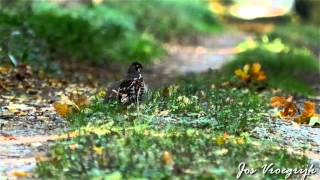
left=104, top=62, right=146, bottom=105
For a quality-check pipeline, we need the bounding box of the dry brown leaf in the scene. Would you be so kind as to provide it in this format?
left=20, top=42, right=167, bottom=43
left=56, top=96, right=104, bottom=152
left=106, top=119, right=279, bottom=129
left=295, top=101, right=316, bottom=124
left=280, top=102, right=298, bottom=118
left=302, top=101, right=315, bottom=118
left=270, top=96, right=287, bottom=107
left=69, top=93, right=90, bottom=108
left=0, top=134, right=17, bottom=141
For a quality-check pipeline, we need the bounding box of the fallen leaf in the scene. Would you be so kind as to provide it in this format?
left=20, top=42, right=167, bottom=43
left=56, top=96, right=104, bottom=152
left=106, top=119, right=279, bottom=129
left=93, top=146, right=104, bottom=155
left=270, top=96, right=286, bottom=107
left=0, top=135, right=17, bottom=141
left=280, top=101, right=297, bottom=118
left=158, top=110, right=170, bottom=116
left=53, top=102, right=72, bottom=117
left=97, top=89, right=106, bottom=97
left=215, top=135, right=226, bottom=145
left=11, top=170, right=31, bottom=177
left=235, top=63, right=267, bottom=82
left=302, top=101, right=315, bottom=118
left=69, top=93, right=90, bottom=108
left=251, top=63, right=261, bottom=75
left=69, top=144, right=79, bottom=150
left=162, top=151, right=174, bottom=165
left=255, top=71, right=266, bottom=81
left=35, top=155, right=48, bottom=162
left=0, top=66, right=11, bottom=74
left=234, top=66, right=250, bottom=81
left=5, top=103, right=34, bottom=113
left=235, top=137, right=245, bottom=145
left=295, top=101, right=317, bottom=124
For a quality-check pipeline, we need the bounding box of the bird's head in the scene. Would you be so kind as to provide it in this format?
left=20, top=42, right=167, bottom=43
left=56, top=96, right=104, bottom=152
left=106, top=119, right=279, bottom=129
left=128, top=62, right=143, bottom=74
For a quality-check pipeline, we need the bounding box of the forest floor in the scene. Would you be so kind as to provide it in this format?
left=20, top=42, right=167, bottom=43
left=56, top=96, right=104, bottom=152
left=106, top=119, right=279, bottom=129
left=0, top=31, right=249, bottom=179
left=0, top=30, right=319, bottom=179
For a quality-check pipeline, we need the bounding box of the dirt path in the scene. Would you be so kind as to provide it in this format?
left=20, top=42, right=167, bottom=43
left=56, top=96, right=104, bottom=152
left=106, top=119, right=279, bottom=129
left=145, top=32, right=251, bottom=87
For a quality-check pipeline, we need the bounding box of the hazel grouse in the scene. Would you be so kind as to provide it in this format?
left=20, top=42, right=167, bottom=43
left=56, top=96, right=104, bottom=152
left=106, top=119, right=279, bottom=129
left=104, top=62, right=146, bottom=105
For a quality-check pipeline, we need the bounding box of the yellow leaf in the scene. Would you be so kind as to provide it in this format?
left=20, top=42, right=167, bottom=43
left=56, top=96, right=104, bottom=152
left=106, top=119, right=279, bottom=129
left=243, top=64, right=250, bottom=73
left=215, top=135, right=225, bottom=145
left=97, top=90, right=106, bottom=97
left=235, top=137, right=245, bottom=145
left=251, top=63, right=267, bottom=81
left=251, top=63, right=261, bottom=75
left=93, top=146, right=104, bottom=155
left=53, top=102, right=72, bottom=117
left=162, top=151, right=174, bottom=165
left=234, top=69, right=250, bottom=81
left=11, top=170, right=31, bottom=177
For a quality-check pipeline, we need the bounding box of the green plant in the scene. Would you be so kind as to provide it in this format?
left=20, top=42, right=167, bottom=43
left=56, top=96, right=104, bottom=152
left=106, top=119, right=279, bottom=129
left=268, top=24, right=320, bottom=54
left=106, top=0, right=221, bottom=41
left=222, top=38, right=319, bottom=95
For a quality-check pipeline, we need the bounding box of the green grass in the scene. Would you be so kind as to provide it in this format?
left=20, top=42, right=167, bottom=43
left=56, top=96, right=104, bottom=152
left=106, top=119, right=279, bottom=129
left=268, top=24, right=320, bottom=54
left=36, top=126, right=307, bottom=179
left=68, top=85, right=267, bottom=134
left=221, top=38, right=320, bottom=95
left=35, top=79, right=308, bottom=179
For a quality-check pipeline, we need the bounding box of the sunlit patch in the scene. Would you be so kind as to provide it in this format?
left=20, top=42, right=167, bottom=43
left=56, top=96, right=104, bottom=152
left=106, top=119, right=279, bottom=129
left=229, top=0, right=294, bottom=20
left=237, top=37, right=288, bottom=53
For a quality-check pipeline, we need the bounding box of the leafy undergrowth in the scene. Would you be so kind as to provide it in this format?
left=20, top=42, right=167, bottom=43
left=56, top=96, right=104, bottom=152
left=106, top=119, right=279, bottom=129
left=0, top=0, right=220, bottom=67
left=35, top=82, right=309, bottom=179
left=220, top=37, right=320, bottom=95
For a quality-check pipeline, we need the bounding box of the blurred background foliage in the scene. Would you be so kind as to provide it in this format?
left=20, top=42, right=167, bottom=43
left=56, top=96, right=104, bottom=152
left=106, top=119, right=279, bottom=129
left=0, top=0, right=319, bottom=95
left=0, top=0, right=219, bottom=68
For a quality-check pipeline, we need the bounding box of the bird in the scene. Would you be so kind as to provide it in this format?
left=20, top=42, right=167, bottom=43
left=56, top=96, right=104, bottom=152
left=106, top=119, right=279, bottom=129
left=104, top=62, right=146, bottom=105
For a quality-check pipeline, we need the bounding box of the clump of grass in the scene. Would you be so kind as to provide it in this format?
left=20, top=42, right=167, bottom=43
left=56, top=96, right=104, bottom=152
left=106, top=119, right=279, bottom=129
left=221, top=38, right=319, bottom=95
left=268, top=24, right=320, bottom=54
left=67, top=84, right=267, bottom=134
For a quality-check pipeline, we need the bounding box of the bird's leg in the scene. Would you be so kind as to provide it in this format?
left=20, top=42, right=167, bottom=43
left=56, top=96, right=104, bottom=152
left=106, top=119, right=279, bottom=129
left=136, top=87, right=142, bottom=117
